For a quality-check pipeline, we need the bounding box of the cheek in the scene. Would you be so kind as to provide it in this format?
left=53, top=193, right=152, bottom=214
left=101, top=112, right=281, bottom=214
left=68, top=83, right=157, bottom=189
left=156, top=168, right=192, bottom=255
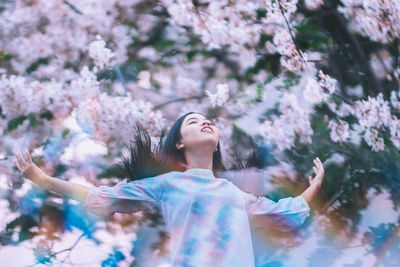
left=180, top=126, right=197, bottom=142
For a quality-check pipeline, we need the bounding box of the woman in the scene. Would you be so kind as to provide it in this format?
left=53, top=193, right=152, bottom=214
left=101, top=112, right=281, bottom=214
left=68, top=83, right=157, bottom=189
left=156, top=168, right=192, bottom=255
left=14, top=112, right=325, bottom=266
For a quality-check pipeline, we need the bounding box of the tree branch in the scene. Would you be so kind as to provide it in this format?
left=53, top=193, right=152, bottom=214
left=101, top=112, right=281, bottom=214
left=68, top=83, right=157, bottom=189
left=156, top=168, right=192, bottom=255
left=153, top=94, right=206, bottom=110
left=277, top=0, right=307, bottom=65
left=53, top=232, right=86, bottom=256
left=63, top=1, right=83, bottom=15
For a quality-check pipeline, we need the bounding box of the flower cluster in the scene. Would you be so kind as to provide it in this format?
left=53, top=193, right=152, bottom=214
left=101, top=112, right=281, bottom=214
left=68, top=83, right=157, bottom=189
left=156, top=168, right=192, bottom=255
left=162, top=0, right=306, bottom=72
left=206, top=83, right=230, bottom=108
left=328, top=119, right=351, bottom=144
left=268, top=30, right=308, bottom=73
left=304, top=0, right=324, bottom=10
left=88, top=35, right=114, bottom=70
left=258, top=93, right=313, bottom=151
left=339, top=0, right=400, bottom=43
left=75, top=92, right=166, bottom=146
left=303, top=70, right=337, bottom=104
left=0, top=75, right=71, bottom=119
left=0, top=0, right=133, bottom=80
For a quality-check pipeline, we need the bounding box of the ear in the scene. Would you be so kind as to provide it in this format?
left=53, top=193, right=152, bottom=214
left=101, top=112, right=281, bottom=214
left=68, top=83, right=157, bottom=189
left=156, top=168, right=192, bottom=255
left=176, top=143, right=184, bottom=150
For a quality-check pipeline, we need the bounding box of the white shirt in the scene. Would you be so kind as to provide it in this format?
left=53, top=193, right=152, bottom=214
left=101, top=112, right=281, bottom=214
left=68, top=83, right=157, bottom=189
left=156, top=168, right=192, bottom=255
left=84, top=168, right=310, bottom=266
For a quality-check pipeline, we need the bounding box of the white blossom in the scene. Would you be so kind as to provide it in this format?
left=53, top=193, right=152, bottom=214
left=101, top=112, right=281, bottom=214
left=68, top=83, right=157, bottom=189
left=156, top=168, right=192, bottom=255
left=88, top=35, right=114, bottom=69
left=328, top=119, right=350, bottom=143
left=388, top=116, right=400, bottom=149
left=338, top=0, right=400, bottom=43
left=205, top=83, right=230, bottom=107
left=353, top=93, right=391, bottom=129
left=390, top=90, right=400, bottom=110
left=303, top=76, right=327, bottom=104
left=363, top=128, right=384, bottom=152
left=305, top=0, right=324, bottom=10
left=259, top=93, right=313, bottom=151
left=318, top=70, right=337, bottom=94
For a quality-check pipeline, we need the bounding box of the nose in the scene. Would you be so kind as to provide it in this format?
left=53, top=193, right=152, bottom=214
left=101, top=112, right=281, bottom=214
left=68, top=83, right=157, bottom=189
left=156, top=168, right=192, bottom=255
left=202, top=120, right=212, bottom=126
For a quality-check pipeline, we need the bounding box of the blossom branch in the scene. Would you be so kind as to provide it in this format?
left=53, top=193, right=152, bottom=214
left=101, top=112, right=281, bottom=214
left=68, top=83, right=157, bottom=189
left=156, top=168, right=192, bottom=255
left=53, top=232, right=86, bottom=256
left=154, top=94, right=206, bottom=109
left=277, top=0, right=307, bottom=65
left=63, top=1, right=83, bottom=15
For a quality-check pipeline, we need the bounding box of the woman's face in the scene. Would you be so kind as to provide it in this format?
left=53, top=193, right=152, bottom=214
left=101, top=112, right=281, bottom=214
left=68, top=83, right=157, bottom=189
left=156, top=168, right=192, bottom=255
left=176, top=113, right=219, bottom=151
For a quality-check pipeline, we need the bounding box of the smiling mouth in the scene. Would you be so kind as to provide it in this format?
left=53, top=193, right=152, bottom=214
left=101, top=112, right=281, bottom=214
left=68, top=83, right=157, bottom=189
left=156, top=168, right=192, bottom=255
left=201, top=127, right=213, bottom=133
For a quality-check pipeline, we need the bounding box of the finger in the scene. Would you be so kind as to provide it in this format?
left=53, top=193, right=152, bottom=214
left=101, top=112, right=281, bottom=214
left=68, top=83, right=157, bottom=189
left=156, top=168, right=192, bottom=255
left=14, top=159, right=22, bottom=172
left=25, top=149, right=33, bottom=164
left=313, top=158, right=319, bottom=166
left=18, top=152, right=27, bottom=167
left=317, top=158, right=323, bottom=168
left=318, top=160, right=324, bottom=172
left=308, top=176, right=313, bottom=184
left=313, top=166, right=318, bottom=175
left=16, top=152, right=24, bottom=167
left=314, top=161, right=319, bottom=171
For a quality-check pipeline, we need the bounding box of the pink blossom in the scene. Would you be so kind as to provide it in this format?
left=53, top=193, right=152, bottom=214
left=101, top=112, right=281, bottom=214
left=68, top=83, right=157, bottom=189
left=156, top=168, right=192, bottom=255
left=318, top=70, right=337, bottom=94
left=88, top=35, right=114, bottom=69
left=328, top=120, right=350, bottom=143
left=305, top=0, right=324, bottom=10
left=205, top=83, right=230, bottom=107
left=363, top=128, right=384, bottom=152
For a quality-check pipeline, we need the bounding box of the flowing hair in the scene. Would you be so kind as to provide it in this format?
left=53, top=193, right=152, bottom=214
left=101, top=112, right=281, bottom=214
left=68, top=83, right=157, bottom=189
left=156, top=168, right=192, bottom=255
left=119, top=112, right=264, bottom=181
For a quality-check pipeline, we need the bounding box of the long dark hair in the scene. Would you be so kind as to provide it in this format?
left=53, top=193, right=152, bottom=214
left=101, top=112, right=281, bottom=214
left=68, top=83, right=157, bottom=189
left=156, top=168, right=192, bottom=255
left=120, top=112, right=263, bottom=181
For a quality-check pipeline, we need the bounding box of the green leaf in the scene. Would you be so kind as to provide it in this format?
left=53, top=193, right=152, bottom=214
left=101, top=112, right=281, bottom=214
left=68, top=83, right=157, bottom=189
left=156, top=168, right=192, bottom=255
left=7, top=115, right=28, bottom=132
left=28, top=112, right=37, bottom=128
left=39, top=110, right=54, bottom=121
left=154, top=39, right=175, bottom=52
left=62, top=129, right=70, bottom=139
left=283, top=79, right=295, bottom=89
left=0, top=50, right=12, bottom=61
left=295, top=21, right=332, bottom=50
left=26, top=57, right=50, bottom=73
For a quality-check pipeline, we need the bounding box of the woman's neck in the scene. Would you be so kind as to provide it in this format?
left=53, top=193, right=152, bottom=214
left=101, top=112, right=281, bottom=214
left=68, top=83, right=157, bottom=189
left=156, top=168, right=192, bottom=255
left=183, top=149, right=213, bottom=170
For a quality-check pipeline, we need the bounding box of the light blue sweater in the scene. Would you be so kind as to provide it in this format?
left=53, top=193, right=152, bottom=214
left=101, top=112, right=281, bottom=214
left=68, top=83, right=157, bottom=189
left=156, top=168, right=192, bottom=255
left=84, top=168, right=310, bottom=266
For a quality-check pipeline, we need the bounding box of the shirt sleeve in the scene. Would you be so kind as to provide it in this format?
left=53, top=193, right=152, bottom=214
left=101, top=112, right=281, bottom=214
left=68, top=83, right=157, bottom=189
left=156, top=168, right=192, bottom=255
left=84, top=175, right=164, bottom=217
left=244, top=192, right=310, bottom=232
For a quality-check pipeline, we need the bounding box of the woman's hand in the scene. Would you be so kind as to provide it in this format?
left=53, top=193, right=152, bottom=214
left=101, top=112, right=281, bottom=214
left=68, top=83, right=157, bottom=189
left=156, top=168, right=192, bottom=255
left=300, top=157, right=325, bottom=204
left=13, top=149, right=90, bottom=202
left=14, top=149, right=46, bottom=183
left=308, top=157, right=325, bottom=188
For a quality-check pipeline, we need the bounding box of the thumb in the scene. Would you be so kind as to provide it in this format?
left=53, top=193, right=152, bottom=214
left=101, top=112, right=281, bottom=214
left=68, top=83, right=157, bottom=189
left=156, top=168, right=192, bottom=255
left=308, top=176, right=313, bottom=185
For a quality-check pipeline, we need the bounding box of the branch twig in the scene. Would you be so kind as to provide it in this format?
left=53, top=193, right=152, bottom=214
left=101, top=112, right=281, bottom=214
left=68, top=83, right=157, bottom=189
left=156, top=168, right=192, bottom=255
left=154, top=94, right=206, bottom=110
left=63, top=1, right=83, bottom=15
left=277, top=0, right=307, bottom=65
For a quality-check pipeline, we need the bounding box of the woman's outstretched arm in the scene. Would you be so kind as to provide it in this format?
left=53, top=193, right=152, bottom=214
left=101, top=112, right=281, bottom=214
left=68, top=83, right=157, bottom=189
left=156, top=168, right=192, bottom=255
left=14, top=149, right=90, bottom=203
left=300, top=157, right=325, bottom=204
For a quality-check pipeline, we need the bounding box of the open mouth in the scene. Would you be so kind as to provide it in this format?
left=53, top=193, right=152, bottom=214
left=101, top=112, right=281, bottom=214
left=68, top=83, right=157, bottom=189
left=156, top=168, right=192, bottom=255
left=201, top=127, right=213, bottom=133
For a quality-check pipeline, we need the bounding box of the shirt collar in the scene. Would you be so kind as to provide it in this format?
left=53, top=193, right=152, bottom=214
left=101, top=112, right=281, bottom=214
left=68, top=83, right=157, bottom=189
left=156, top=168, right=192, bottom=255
left=184, top=168, right=215, bottom=178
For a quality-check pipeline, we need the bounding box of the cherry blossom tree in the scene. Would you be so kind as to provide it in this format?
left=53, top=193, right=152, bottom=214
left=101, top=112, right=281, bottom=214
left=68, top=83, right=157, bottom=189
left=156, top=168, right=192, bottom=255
left=0, top=0, right=400, bottom=266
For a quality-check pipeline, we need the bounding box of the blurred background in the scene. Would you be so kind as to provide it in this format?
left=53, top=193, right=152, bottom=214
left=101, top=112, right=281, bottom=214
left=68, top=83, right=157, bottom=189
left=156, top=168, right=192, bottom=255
left=0, top=0, right=399, bottom=266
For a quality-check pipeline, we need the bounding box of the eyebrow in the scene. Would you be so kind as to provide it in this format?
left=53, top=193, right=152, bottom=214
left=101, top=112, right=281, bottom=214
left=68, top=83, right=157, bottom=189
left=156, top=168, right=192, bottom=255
left=185, top=116, right=214, bottom=124
left=186, top=117, right=201, bottom=123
